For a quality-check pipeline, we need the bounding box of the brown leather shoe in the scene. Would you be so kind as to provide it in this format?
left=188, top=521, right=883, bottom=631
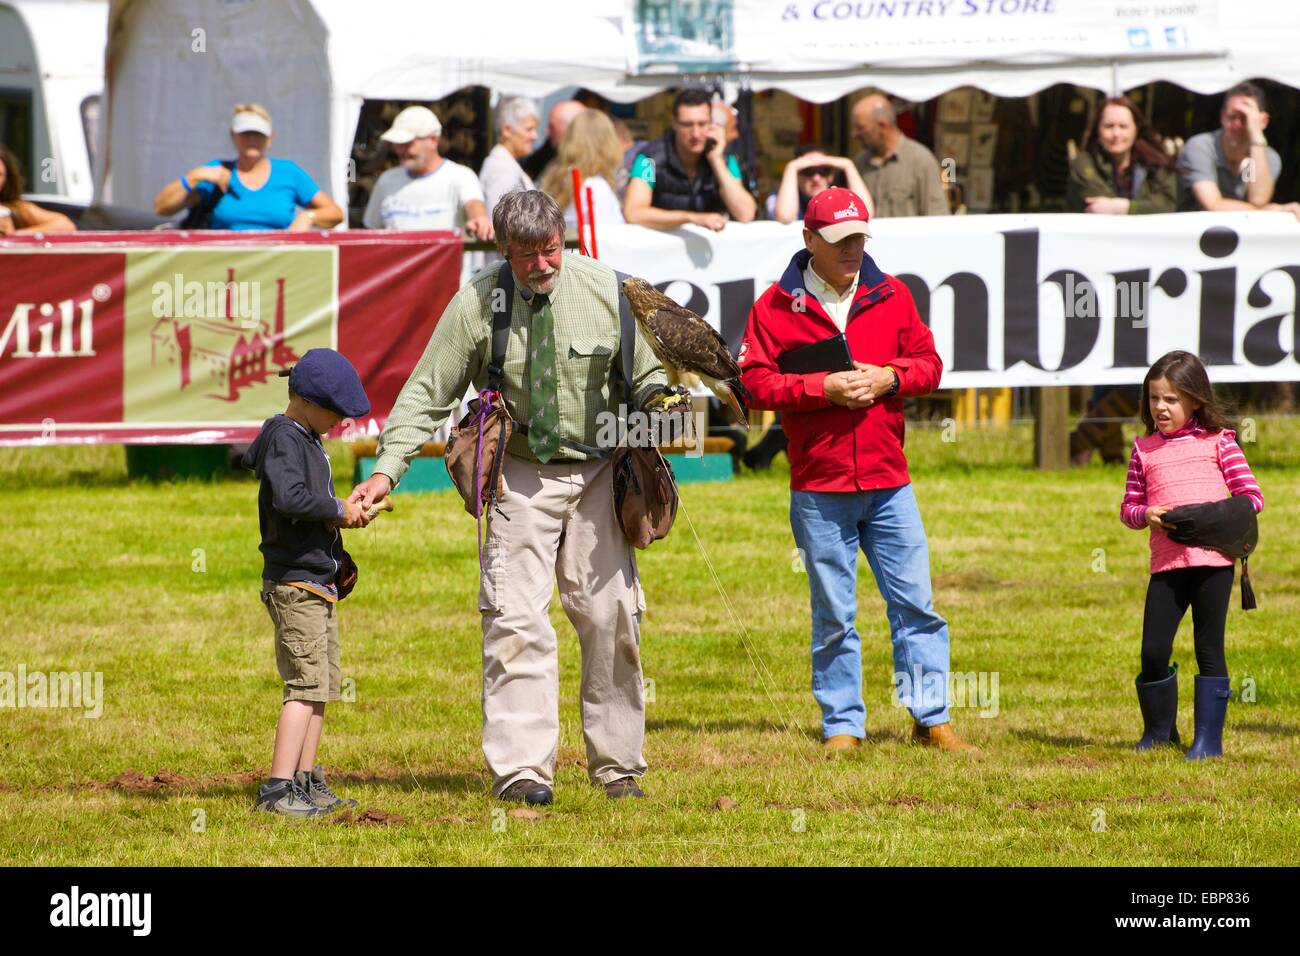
left=912, top=722, right=977, bottom=753
left=823, top=734, right=861, bottom=751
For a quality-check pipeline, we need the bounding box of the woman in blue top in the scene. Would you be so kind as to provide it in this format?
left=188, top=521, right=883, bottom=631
left=154, top=103, right=344, bottom=231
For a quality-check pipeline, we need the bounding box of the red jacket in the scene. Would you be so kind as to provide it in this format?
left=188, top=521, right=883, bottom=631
left=739, top=248, right=942, bottom=492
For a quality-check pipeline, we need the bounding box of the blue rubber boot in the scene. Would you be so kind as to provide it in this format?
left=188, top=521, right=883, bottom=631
left=1134, top=664, right=1180, bottom=751
left=1185, top=675, right=1232, bottom=760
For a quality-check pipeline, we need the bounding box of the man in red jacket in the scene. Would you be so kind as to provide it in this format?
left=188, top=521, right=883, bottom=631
left=739, top=187, right=974, bottom=753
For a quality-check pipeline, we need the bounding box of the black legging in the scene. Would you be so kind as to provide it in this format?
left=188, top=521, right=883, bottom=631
left=1141, top=565, right=1234, bottom=681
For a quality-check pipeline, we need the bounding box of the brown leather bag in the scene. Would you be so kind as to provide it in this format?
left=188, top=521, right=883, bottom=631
left=443, top=262, right=521, bottom=521
left=612, top=445, right=678, bottom=549
left=444, top=387, right=516, bottom=519
left=609, top=271, right=678, bottom=549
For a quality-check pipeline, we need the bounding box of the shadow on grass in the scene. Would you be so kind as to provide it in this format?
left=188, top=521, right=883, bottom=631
left=647, top=717, right=817, bottom=737
left=1233, top=720, right=1300, bottom=736
left=1010, top=729, right=1096, bottom=748
left=102, top=768, right=486, bottom=800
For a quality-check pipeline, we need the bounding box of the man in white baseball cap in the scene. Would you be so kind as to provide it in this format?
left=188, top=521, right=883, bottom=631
left=364, top=105, right=493, bottom=239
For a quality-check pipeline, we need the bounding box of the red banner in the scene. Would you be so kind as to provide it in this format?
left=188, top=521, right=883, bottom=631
left=0, top=231, right=462, bottom=445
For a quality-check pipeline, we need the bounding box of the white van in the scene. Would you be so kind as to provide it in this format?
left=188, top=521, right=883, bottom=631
left=0, top=0, right=105, bottom=203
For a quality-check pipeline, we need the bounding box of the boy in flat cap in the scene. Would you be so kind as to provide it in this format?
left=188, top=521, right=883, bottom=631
left=241, top=348, right=372, bottom=817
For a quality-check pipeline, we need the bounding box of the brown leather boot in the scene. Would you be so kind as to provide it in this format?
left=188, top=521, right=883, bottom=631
left=823, top=734, right=861, bottom=751
left=912, top=722, right=977, bottom=753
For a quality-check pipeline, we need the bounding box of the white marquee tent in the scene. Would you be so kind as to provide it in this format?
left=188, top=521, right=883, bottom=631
left=97, top=0, right=1300, bottom=214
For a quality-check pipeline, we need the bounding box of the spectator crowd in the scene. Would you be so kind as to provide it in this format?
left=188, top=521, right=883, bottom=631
left=3, top=81, right=1297, bottom=238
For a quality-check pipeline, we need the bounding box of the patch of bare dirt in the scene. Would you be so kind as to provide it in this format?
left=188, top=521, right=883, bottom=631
left=330, top=808, right=406, bottom=826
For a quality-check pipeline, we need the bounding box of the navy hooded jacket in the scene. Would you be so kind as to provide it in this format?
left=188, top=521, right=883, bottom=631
left=241, top=414, right=344, bottom=588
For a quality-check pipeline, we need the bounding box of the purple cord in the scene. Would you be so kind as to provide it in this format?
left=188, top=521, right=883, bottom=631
left=473, top=387, right=494, bottom=574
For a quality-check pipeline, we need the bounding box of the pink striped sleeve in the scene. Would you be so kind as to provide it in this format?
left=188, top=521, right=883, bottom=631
left=1219, top=431, right=1264, bottom=513
left=1121, top=441, right=1148, bottom=529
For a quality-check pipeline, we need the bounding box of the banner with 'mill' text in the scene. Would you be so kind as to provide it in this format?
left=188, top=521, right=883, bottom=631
left=4, top=214, right=1299, bottom=447
left=0, top=232, right=461, bottom=446
left=597, top=212, right=1300, bottom=390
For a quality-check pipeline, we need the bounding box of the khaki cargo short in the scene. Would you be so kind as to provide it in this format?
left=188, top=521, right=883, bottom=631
left=260, top=581, right=340, bottom=703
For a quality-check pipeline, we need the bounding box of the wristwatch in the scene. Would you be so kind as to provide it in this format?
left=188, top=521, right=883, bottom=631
left=884, top=365, right=900, bottom=397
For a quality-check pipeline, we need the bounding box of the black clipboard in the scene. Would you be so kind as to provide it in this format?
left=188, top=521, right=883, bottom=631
left=776, top=333, right=854, bottom=374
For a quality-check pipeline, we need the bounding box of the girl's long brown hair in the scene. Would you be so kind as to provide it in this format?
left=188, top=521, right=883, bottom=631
left=1, top=144, right=27, bottom=206
left=538, top=110, right=623, bottom=212
left=1140, top=350, right=1236, bottom=434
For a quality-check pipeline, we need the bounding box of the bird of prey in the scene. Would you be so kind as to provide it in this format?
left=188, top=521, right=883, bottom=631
left=621, top=277, right=751, bottom=427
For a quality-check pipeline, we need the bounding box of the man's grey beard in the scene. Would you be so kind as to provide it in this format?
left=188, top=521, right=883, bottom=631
left=525, top=270, right=559, bottom=294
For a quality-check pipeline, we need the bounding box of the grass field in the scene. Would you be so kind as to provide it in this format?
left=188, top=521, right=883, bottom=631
left=2, top=418, right=1298, bottom=866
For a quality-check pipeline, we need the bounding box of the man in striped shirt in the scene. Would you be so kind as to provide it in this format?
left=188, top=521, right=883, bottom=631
left=350, top=191, right=670, bottom=805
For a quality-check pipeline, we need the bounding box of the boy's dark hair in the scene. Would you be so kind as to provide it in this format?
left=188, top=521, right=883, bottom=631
left=672, top=88, right=713, bottom=118
left=1223, top=81, right=1267, bottom=114
left=1140, top=350, right=1236, bottom=434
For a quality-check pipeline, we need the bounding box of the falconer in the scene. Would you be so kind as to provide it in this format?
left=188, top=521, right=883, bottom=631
left=349, top=190, right=674, bottom=804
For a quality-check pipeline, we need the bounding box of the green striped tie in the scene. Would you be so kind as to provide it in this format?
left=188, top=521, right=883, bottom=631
left=526, top=294, right=561, bottom=462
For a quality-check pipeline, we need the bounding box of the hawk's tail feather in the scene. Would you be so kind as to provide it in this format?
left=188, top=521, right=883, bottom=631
left=722, top=379, right=750, bottom=430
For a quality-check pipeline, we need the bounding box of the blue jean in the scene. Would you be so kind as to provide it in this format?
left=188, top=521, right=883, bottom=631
left=790, top=483, right=951, bottom=737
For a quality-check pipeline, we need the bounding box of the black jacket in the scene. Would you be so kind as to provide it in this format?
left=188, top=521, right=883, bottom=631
left=241, top=414, right=343, bottom=587
left=637, top=131, right=727, bottom=214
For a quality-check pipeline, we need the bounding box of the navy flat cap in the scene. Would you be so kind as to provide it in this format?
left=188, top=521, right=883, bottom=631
left=279, top=348, right=371, bottom=419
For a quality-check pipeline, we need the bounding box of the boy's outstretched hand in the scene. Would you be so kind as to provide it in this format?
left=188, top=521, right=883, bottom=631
left=338, top=498, right=369, bottom=529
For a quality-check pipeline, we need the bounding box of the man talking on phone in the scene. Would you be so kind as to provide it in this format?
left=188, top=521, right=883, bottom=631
left=623, top=89, right=756, bottom=232
left=738, top=187, right=976, bottom=754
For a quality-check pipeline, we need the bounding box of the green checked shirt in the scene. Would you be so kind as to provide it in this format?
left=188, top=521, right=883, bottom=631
left=374, top=252, right=669, bottom=486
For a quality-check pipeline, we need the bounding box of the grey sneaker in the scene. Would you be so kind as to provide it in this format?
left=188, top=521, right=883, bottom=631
left=254, top=778, right=326, bottom=818
left=295, top=766, right=358, bottom=812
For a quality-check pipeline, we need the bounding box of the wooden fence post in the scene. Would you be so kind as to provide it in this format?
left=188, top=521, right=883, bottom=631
left=1034, top=386, right=1070, bottom=470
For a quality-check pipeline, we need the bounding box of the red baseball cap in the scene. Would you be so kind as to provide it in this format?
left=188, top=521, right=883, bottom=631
left=804, top=187, right=871, bottom=242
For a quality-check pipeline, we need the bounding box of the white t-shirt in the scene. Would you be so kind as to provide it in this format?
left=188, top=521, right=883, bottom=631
left=564, top=175, right=625, bottom=228
left=803, top=264, right=858, bottom=333
left=363, top=159, right=485, bottom=231
left=479, top=144, right=533, bottom=216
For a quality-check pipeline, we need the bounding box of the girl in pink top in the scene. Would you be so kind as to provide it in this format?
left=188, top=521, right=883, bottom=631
left=1122, top=351, right=1262, bottom=760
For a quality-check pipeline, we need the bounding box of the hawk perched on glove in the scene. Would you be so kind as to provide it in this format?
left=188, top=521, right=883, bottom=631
left=621, top=277, right=751, bottom=427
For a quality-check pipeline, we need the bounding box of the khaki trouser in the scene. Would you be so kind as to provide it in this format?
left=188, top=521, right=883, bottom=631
left=480, top=453, right=647, bottom=796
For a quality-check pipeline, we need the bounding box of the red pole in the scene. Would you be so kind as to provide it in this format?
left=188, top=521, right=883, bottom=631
left=570, top=167, right=587, bottom=256
left=585, top=185, right=598, bottom=259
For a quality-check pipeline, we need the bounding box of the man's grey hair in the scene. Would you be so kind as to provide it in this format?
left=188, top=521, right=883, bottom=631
left=495, top=95, right=540, bottom=138
left=493, top=189, right=565, bottom=256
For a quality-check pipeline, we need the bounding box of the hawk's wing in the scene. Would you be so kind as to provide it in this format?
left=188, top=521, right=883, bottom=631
left=641, top=303, right=741, bottom=382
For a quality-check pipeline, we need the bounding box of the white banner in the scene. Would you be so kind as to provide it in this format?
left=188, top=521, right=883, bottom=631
left=597, top=212, right=1300, bottom=389
left=731, top=0, right=1224, bottom=70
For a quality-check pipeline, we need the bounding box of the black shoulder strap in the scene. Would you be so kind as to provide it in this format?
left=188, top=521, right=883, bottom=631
left=613, top=269, right=635, bottom=409
left=489, top=261, right=514, bottom=391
